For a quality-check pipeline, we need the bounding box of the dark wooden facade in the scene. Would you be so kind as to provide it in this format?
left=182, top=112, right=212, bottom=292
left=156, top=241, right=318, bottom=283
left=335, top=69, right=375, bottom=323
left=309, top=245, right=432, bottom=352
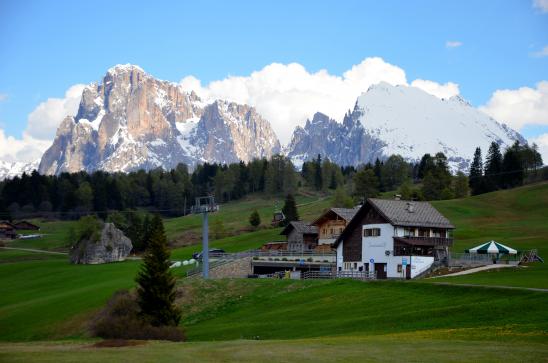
left=0, top=221, right=17, bottom=239
left=342, top=204, right=387, bottom=262
left=13, top=221, right=40, bottom=231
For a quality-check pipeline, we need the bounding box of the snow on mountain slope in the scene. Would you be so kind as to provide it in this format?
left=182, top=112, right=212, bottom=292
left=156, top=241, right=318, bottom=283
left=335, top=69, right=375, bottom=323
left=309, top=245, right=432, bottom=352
left=0, top=160, right=39, bottom=180
left=355, top=82, right=524, bottom=169
left=38, top=65, right=281, bottom=175
left=288, top=82, right=524, bottom=171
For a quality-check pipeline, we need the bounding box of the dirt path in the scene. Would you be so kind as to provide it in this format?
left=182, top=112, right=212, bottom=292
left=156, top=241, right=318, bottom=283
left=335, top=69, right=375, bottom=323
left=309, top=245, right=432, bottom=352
left=430, top=264, right=517, bottom=278
left=0, top=246, right=67, bottom=255
left=429, top=282, right=548, bottom=293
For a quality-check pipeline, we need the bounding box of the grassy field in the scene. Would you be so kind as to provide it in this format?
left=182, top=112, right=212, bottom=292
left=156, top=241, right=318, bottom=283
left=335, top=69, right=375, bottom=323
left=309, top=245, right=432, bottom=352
left=1, top=336, right=547, bottom=363
left=163, top=191, right=331, bottom=242
left=431, top=182, right=548, bottom=289
left=179, top=279, right=547, bottom=342
left=1, top=183, right=547, bottom=361
left=7, top=219, right=75, bottom=251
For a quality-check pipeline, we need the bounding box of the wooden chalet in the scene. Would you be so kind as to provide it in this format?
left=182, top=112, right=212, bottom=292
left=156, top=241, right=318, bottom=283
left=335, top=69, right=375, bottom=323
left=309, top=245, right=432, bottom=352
left=0, top=221, right=17, bottom=239
left=13, top=221, right=40, bottom=231
left=311, top=207, right=360, bottom=246
left=334, top=198, right=454, bottom=279
left=280, top=221, right=319, bottom=252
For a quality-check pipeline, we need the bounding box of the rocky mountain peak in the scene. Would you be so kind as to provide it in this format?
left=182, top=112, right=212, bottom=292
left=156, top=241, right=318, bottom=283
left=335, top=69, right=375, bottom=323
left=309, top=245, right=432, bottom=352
left=38, top=65, right=281, bottom=175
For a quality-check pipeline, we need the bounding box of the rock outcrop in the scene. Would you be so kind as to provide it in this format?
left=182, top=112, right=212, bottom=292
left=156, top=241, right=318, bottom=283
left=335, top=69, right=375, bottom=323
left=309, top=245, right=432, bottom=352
left=39, top=64, right=281, bottom=175
left=69, top=223, right=133, bottom=264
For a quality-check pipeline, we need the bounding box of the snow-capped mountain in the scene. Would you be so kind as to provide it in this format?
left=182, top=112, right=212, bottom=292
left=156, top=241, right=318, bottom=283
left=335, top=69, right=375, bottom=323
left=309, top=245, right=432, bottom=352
left=0, top=65, right=524, bottom=179
left=38, top=65, right=280, bottom=175
left=287, top=82, right=525, bottom=170
left=0, top=160, right=39, bottom=180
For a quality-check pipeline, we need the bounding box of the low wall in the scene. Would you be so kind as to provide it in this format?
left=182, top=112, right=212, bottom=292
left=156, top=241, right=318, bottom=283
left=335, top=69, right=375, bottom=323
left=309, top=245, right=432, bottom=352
left=209, top=257, right=253, bottom=279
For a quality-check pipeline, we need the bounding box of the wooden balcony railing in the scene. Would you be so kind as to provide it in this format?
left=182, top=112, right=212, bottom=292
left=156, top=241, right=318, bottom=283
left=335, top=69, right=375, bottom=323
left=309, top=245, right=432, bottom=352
left=394, top=236, right=454, bottom=247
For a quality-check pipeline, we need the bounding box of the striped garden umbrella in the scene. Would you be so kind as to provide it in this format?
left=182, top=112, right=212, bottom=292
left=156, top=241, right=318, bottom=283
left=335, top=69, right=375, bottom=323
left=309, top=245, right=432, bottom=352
left=465, top=241, right=517, bottom=255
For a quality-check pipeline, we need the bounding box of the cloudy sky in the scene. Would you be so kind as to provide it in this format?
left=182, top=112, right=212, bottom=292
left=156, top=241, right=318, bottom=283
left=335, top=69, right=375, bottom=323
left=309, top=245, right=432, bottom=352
left=0, top=0, right=547, bottom=163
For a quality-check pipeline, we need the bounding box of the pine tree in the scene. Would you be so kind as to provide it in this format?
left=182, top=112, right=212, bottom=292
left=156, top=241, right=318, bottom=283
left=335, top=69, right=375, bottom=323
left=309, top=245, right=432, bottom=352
left=314, top=154, right=323, bottom=190
left=249, top=209, right=261, bottom=228
left=502, top=142, right=524, bottom=188
left=469, top=147, right=484, bottom=195
left=281, top=193, right=299, bottom=225
left=136, top=215, right=181, bottom=327
left=484, top=142, right=502, bottom=191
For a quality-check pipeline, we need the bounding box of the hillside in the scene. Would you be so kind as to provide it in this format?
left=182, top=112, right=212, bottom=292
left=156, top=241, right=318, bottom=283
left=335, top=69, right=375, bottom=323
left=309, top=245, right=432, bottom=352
left=431, top=181, right=548, bottom=288
left=0, top=183, right=546, bottom=359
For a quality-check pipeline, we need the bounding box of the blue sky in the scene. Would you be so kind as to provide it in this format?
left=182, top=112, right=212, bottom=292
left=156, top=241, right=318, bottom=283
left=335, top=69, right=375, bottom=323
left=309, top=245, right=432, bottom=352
left=0, top=0, right=547, bottom=161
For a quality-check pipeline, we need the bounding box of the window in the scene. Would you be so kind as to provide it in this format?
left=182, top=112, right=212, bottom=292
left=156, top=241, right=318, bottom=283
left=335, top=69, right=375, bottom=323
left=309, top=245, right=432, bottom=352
left=364, top=228, right=381, bottom=237
left=404, top=228, right=416, bottom=237
left=397, top=264, right=402, bottom=273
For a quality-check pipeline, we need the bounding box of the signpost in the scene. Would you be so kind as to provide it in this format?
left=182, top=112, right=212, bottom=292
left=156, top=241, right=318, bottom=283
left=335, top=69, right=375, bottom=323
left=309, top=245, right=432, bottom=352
left=191, top=196, right=219, bottom=279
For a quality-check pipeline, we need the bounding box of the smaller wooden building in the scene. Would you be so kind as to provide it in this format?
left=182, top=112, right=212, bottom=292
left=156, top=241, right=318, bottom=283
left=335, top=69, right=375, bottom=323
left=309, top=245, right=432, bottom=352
left=281, top=221, right=319, bottom=252
left=13, top=221, right=40, bottom=231
left=311, top=207, right=360, bottom=246
left=0, top=221, right=17, bottom=239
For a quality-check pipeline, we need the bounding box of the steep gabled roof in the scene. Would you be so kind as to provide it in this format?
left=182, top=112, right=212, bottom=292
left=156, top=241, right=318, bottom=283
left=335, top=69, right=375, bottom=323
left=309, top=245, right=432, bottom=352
left=311, top=207, right=360, bottom=226
left=280, top=221, right=319, bottom=236
left=367, top=198, right=454, bottom=229
left=334, top=198, right=454, bottom=247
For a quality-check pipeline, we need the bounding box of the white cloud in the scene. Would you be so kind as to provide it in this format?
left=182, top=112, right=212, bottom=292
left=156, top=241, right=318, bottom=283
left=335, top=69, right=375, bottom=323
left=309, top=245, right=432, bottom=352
left=0, top=128, right=51, bottom=163
left=446, top=41, right=463, bottom=48
left=533, top=0, right=548, bottom=12
left=479, top=81, right=548, bottom=130
left=25, top=84, right=85, bottom=140
left=180, top=57, right=459, bottom=142
left=529, top=133, right=548, bottom=165
left=531, top=45, right=548, bottom=58
left=0, top=93, right=8, bottom=102
left=0, top=84, right=84, bottom=163
left=410, top=79, right=460, bottom=99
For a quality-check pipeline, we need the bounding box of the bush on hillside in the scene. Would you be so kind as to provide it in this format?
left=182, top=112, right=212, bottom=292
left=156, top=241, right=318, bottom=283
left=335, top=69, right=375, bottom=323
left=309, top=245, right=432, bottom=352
left=249, top=210, right=261, bottom=228
left=90, top=290, right=185, bottom=342
left=76, top=215, right=103, bottom=244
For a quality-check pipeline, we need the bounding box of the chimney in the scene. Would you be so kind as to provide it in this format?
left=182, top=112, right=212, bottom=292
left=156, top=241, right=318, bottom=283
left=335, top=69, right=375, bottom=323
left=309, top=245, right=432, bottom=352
left=406, top=202, right=415, bottom=213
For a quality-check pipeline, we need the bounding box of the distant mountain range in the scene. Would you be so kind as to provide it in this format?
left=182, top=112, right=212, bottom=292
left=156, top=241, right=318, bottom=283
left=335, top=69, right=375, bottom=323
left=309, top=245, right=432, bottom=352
left=0, top=64, right=525, bottom=180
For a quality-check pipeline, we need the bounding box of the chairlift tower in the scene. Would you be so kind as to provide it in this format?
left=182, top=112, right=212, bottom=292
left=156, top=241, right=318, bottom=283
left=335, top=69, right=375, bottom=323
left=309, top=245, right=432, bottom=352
left=191, top=196, right=219, bottom=278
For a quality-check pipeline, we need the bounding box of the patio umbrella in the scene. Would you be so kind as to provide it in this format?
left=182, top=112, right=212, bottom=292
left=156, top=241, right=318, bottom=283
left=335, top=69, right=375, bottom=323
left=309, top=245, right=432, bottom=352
left=465, top=240, right=517, bottom=255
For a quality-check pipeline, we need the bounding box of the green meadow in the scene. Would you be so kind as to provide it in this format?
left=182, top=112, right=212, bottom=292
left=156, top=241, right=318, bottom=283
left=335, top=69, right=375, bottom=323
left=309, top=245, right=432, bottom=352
left=0, top=183, right=546, bottom=361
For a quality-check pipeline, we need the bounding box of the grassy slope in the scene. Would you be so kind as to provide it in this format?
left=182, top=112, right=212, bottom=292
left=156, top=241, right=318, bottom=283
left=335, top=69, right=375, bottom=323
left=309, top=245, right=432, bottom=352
left=1, top=337, right=547, bottom=363
left=180, top=279, right=547, bottom=342
left=431, top=182, right=548, bottom=289
left=164, top=192, right=331, bottom=240
left=7, top=220, right=75, bottom=251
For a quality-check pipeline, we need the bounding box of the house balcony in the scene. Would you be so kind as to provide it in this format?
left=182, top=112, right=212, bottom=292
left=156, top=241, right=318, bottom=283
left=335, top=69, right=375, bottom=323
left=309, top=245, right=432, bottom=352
left=393, top=236, right=454, bottom=247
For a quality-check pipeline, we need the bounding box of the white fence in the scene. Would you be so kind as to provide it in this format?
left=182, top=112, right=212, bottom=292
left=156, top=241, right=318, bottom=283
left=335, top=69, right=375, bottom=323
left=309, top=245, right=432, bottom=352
left=301, top=270, right=376, bottom=280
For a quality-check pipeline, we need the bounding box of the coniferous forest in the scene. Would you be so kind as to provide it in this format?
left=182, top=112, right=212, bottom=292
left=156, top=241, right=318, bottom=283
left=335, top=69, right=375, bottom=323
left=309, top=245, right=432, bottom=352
left=0, top=142, right=544, bottom=221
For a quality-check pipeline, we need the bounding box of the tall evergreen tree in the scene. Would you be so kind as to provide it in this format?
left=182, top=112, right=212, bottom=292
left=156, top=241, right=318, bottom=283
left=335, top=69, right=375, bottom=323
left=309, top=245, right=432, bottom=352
left=501, top=142, right=524, bottom=188
left=281, top=193, right=299, bottom=225
left=314, top=154, right=323, bottom=190
left=484, top=142, right=503, bottom=191
left=469, top=147, right=484, bottom=195
left=135, top=215, right=181, bottom=327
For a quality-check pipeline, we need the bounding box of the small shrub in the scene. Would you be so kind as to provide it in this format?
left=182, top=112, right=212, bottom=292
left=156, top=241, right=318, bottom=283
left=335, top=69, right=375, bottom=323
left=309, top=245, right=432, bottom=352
left=90, top=290, right=185, bottom=342
left=281, top=257, right=287, bottom=261
left=253, top=256, right=259, bottom=260
left=249, top=210, right=261, bottom=228
left=76, top=215, right=102, bottom=244
left=307, top=257, right=313, bottom=262
left=274, top=258, right=280, bottom=261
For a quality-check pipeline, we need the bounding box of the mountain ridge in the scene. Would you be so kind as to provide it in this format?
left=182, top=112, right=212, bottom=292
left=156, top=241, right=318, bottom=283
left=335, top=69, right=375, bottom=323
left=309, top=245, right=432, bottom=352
left=0, top=64, right=526, bottom=179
